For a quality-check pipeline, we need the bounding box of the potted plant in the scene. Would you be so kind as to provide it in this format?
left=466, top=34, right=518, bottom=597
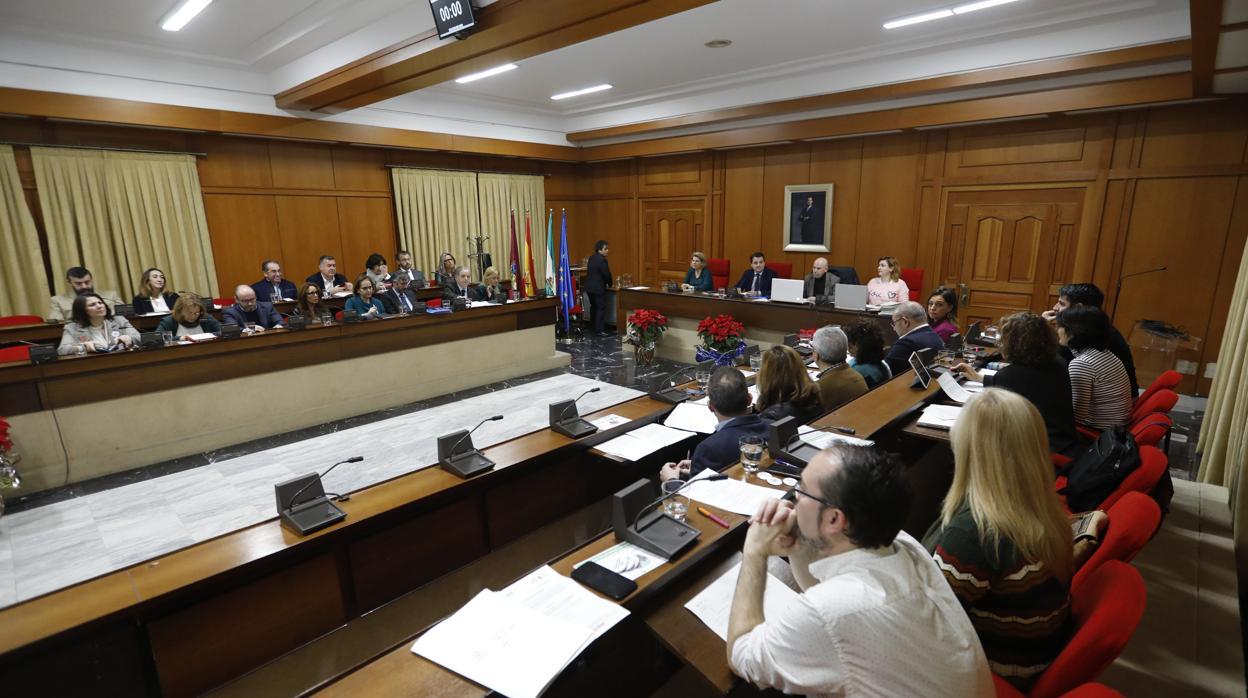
left=625, top=308, right=668, bottom=366
left=0, top=417, right=21, bottom=518
left=695, top=314, right=747, bottom=366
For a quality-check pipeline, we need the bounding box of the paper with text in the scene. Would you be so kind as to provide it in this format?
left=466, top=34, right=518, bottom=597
left=501, top=566, right=629, bottom=651
left=683, top=472, right=784, bottom=516
left=589, top=413, right=630, bottom=430
left=937, top=372, right=971, bottom=403
left=664, top=402, right=719, bottom=434
left=596, top=423, right=694, bottom=461
left=797, top=425, right=874, bottom=448
left=685, top=557, right=802, bottom=641
left=574, top=542, right=666, bottom=580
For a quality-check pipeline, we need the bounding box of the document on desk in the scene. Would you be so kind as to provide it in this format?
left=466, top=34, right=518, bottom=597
left=937, top=372, right=972, bottom=404
left=664, top=401, right=719, bottom=434
left=411, top=589, right=592, bottom=698
left=589, top=413, right=630, bottom=430
left=917, top=404, right=962, bottom=429
left=683, top=468, right=784, bottom=516
left=796, top=425, right=874, bottom=448
left=685, top=556, right=802, bottom=642
left=501, top=566, right=629, bottom=651
left=596, top=423, right=694, bottom=461
left=574, top=541, right=665, bottom=580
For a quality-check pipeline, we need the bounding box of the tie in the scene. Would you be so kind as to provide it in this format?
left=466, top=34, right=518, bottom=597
left=400, top=292, right=411, bottom=312
left=751, top=273, right=759, bottom=292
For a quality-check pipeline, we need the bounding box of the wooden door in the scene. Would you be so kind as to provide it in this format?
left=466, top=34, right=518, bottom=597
left=939, top=189, right=1084, bottom=329
left=641, top=200, right=705, bottom=285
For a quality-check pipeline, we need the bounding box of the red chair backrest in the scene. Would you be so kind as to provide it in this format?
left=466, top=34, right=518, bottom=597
left=900, top=267, right=924, bottom=302
left=707, top=258, right=730, bottom=290
left=1061, top=684, right=1125, bottom=697
left=213, top=298, right=232, bottom=308
left=1129, top=413, right=1171, bottom=449
left=0, top=315, right=42, bottom=327
left=1098, top=444, right=1167, bottom=511
left=765, top=261, right=793, bottom=279
left=1029, top=561, right=1146, bottom=698
left=1130, top=388, right=1178, bottom=423
left=1072, top=492, right=1161, bottom=593
left=425, top=298, right=442, bottom=309
left=1134, top=369, right=1182, bottom=411
left=0, top=345, right=31, bottom=363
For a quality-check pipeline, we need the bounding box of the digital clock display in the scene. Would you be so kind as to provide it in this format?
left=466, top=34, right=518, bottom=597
left=430, top=0, right=476, bottom=39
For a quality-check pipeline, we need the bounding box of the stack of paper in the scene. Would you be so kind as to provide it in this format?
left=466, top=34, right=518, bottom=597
left=796, top=424, right=874, bottom=448
left=682, top=468, right=784, bottom=516
left=917, top=404, right=962, bottom=429
left=412, top=566, right=628, bottom=698
left=663, top=401, right=719, bottom=434
left=685, top=557, right=802, bottom=641
left=596, top=422, right=694, bottom=461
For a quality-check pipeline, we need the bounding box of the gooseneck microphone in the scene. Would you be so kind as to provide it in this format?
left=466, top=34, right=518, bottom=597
left=449, top=415, right=503, bottom=456
left=632, top=474, right=729, bottom=531
left=801, top=423, right=857, bottom=436
left=557, top=387, right=601, bottom=423
left=287, top=456, right=363, bottom=510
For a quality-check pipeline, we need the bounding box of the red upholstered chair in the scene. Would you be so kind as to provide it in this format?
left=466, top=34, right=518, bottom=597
left=765, top=261, right=793, bottom=279
left=1073, top=492, right=1161, bottom=593
left=992, top=678, right=1124, bottom=698
left=0, top=345, right=31, bottom=363
left=1098, top=444, right=1168, bottom=512
left=900, top=267, right=924, bottom=302
left=0, top=315, right=42, bottom=327
left=1133, top=370, right=1181, bottom=416
left=707, top=258, right=730, bottom=289
left=1027, top=561, right=1146, bottom=698
left=425, top=298, right=442, bottom=308
left=213, top=298, right=232, bottom=308
left=1129, top=413, right=1172, bottom=449
left=1129, top=388, right=1178, bottom=425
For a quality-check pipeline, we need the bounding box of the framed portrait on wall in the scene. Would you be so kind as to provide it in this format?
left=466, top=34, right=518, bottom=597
left=783, top=184, right=833, bottom=253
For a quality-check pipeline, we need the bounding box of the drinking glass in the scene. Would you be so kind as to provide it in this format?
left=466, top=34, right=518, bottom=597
left=695, top=369, right=711, bottom=393
left=739, top=436, right=764, bottom=479
left=245, top=322, right=257, bottom=334
left=935, top=349, right=956, bottom=368
left=161, top=330, right=173, bottom=347
left=662, top=479, right=689, bottom=521
left=320, top=310, right=332, bottom=326
left=749, top=354, right=762, bottom=372
left=271, top=292, right=281, bottom=304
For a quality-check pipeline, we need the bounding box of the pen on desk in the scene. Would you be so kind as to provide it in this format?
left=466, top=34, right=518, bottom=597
left=697, top=506, right=730, bottom=528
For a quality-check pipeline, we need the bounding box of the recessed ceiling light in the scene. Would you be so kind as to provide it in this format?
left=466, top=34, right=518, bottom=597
left=953, top=0, right=1023, bottom=14
left=883, top=8, right=953, bottom=29
left=161, top=0, right=212, bottom=32
left=551, top=84, right=613, bottom=100
left=455, top=63, right=518, bottom=84
left=704, top=39, right=733, bottom=48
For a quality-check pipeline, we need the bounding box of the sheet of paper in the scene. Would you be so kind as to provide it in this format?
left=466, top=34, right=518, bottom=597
left=627, top=286, right=650, bottom=290
left=917, top=404, right=962, bottom=429
left=184, top=332, right=217, bottom=342
left=468, top=300, right=496, bottom=308
left=574, top=542, right=666, bottom=580
left=796, top=424, right=874, bottom=448
left=963, top=381, right=985, bottom=393
left=664, top=401, right=719, bottom=434
left=596, top=423, right=694, bottom=461
left=589, top=413, right=630, bottom=430
left=691, top=394, right=710, bottom=406
left=937, top=372, right=971, bottom=404
left=411, top=589, right=592, bottom=698
left=683, top=474, right=784, bottom=516
left=629, top=422, right=697, bottom=448
left=979, top=368, right=998, bottom=378
left=684, top=558, right=802, bottom=642
left=500, top=566, right=629, bottom=650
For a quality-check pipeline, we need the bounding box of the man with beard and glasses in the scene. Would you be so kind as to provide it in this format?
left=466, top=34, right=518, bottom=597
left=726, top=444, right=992, bottom=697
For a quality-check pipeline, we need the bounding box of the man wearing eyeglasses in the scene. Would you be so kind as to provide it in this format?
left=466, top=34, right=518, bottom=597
left=726, top=445, right=992, bottom=696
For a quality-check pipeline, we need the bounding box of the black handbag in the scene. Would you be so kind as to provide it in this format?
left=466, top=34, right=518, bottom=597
left=1059, top=426, right=1140, bottom=512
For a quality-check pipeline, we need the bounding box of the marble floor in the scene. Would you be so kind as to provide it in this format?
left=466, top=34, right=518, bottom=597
left=0, top=333, right=692, bottom=609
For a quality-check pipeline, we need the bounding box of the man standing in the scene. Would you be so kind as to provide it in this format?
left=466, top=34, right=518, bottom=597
left=222, top=285, right=283, bottom=330
left=380, top=271, right=420, bottom=315
left=803, top=257, right=839, bottom=300
left=734, top=252, right=777, bottom=297
left=47, top=266, right=123, bottom=323
left=394, top=250, right=428, bottom=289
left=883, top=301, right=944, bottom=376
left=306, top=255, right=352, bottom=295
left=727, top=445, right=992, bottom=696
left=251, top=260, right=298, bottom=302
left=585, top=239, right=613, bottom=336
left=659, top=367, right=768, bottom=481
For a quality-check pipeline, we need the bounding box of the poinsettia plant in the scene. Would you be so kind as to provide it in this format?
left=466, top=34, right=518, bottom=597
left=626, top=308, right=669, bottom=346
left=696, top=314, right=746, bottom=353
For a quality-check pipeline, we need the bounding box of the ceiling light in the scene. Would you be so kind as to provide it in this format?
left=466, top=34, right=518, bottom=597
left=161, top=0, right=212, bottom=31
left=952, top=0, right=1023, bottom=14
left=455, top=63, right=518, bottom=84
left=883, top=8, right=953, bottom=29
left=704, top=39, right=732, bottom=48
left=551, top=84, right=613, bottom=100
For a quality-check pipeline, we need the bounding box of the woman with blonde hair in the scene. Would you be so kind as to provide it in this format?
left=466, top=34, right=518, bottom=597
left=156, top=294, right=222, bottom=338
left=753, top=345, right=823, bottom=423
left=682, top=251, right=713, bottom=292
left=475, top=266, right=506, bottom=302
left=923, top=388, right=1072, bottom=690
left=866, top=255, right=909, bottom=306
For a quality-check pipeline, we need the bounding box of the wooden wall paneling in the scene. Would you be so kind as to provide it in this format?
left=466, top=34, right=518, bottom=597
left=203, top=194, right=283, bottom=295
left=0, top=622, right=153, bottom=696
left=51, top=122, right=190, bottom=152
left=590, top=198, right=635, bottom=280
left=856, top=133, right=923, bottom=274
left=336, top=197, right=398, bottom=277
left=268, top=141, right=336, bottom=190
left=721, top=148, right=766, bottom=280
left=1200, top=176, right=1248, bottom=394
left=194, top=135, right=273, bottom=189
left=1111, top=176, right=1240, bottom=394
left=942, top=116, right=1110, bottom=182
left=1138, top=103, right=1248, bottom=169
left=275, top=195, right=343, bottom=275
left=586, top=159, right=635, bottom=199
left=0, top=115, right=46, bottom=142
left=809, top=138, right=865, bottom=275
left=1109, top=111, right=1145, bottom=169
left=331, top=146, right=390, bottom=192
left=708, top=152, right=726, bottom=260
left=637, top=152, right=712, bottom=197
left=483, top=455, right=590, bottom=548
left=147, top=553, right=348, bottom=698
left=759, top=144, right=812, bottom=273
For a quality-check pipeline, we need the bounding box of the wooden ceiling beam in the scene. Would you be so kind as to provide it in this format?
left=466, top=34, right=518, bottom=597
left=274, top=0, right=719, bottom=114
left=567, top=40, right=1192, bottom=143
left=1190, top=0, right=1224, bottom=96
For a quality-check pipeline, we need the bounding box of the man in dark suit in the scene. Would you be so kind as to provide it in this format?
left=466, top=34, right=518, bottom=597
left=393, top=250, right=427, bottom=289
left=883, top=301, right=944, bottom=376
left=1044, top=282, right=1139, bottom=397
left=796, top=195, right=821, bottom=244
left=441, top=266, right=474, bottom=305
left=380, top=271, right=421, bottom=315
left=660, top=367, right=769, bottom=481
left=803, top=257, right=840, bottom=300
left=735, top=252, right=777, bottom=297
left=585, top=239, right=613, bottom=336
left=222, top=285, right=283, bottom=330
left=251, top=260, right=299, bottom=302
left=306, top=255, right=352, bottom=295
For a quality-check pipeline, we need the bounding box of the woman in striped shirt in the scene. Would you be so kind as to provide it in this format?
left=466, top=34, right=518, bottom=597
left=1055, top=306, right=1134, bottom=430
left=923, top=388, right=1073, bottom=690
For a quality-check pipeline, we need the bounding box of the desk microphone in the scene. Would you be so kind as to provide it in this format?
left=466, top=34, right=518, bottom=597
left=632, top=474, right=728, bottom=531
left=650, top=365, right=700, bottom=403
left=449, top=415, right=503, bottom=456
left=557, top=387, right=600, bottom=422
left=287, top=456, right=363, bottom=510
left=801, top=423, right=857, bottom=436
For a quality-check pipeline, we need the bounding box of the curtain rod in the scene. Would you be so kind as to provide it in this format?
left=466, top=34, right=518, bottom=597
left=384, top=164, right=550, bottom=177
left=0, top=141, right=207, bottom=158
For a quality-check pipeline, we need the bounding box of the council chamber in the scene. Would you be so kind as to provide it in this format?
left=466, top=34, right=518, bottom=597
left=0, top=1, right=1246, bottom=696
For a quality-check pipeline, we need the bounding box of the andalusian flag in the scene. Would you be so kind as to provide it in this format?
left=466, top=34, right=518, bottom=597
left=508, top=209, right=524, bottom=298
left=523, top=210, right=538, bottom=298
left=544, top=209, right=555, bottom=296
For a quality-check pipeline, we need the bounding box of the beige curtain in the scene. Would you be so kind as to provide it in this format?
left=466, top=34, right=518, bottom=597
left=0, top=146, right=52, bottom=316
left=477, top=173, right=548, bottom=289
left=1197, top=237, right=1248, bottom=570
left=31, top=147, right=218, bottom=300
left=391, top=168, right=481, bottom=279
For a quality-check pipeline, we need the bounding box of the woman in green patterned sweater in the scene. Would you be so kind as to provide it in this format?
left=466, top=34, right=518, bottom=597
left=923, top=388, right=1074, bottom=690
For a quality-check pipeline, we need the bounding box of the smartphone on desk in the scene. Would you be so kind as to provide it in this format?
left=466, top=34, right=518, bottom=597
left=571, top=561, right=637, bottom=600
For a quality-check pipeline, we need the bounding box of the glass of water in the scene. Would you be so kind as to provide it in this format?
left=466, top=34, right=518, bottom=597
left=662, top=479, right=689, bottom=521
left=695, top=369, right=711, bottom=393
left=749, top=353, right=762, bottom=372
left=320, top=310, right=332, bottom=326
left=161, top=330, right=173, bottom=347
left=271, top=292, right=281, bottom=304
left=739, top=435, right=764, bottom=479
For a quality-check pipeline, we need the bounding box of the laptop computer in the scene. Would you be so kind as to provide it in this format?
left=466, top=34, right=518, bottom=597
left=771, top=278, right=805, bottom=304
left=833, top=283, right=868, bottom=311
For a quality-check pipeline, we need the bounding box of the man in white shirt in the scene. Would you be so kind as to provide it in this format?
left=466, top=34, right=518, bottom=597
left=727, top=444, right=992, bottom=697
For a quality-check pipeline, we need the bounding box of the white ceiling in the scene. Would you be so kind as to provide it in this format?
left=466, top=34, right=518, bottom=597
left=0, top=0, right=1197, bottom=146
